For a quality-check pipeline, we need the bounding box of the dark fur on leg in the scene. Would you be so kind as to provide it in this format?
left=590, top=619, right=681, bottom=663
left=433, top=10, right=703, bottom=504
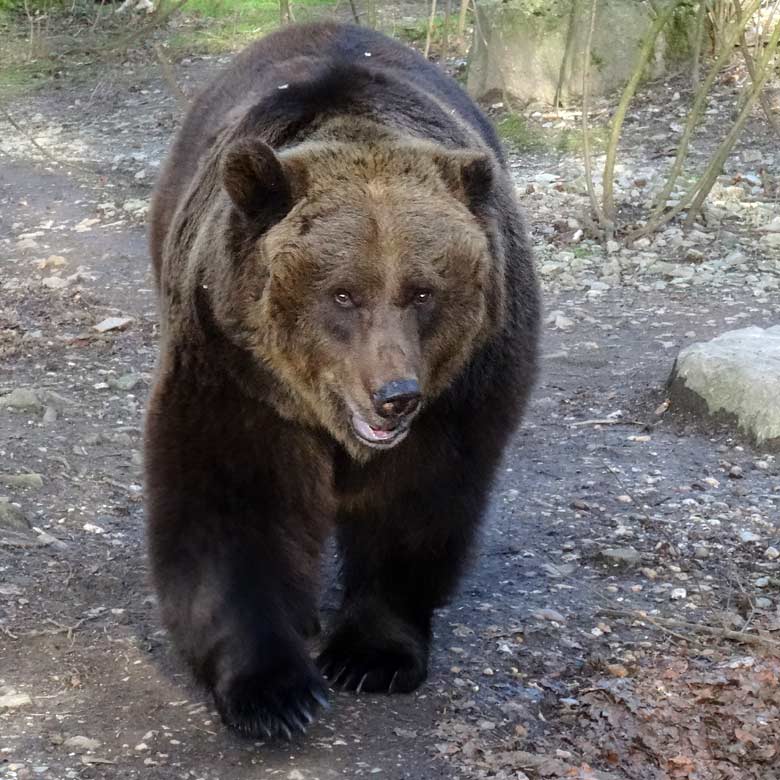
left=145, top=369, right=332, bottom=738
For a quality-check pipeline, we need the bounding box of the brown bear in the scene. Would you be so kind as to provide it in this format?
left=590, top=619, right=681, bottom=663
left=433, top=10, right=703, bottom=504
left=145, top=21, right=539, bottom=740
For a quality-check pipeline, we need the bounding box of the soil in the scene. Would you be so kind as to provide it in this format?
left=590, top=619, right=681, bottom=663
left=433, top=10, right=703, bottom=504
left=1, top=38, right=779, bottom=780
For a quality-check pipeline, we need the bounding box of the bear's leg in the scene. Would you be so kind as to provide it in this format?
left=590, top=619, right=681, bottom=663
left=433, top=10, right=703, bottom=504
left=319, top=440, right=497, bottom=694
left=146, top=382, right=331, bottom=738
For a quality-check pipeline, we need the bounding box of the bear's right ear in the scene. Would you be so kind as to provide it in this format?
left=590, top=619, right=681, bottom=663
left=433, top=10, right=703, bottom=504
left=221, top=138, right=306, bottom=222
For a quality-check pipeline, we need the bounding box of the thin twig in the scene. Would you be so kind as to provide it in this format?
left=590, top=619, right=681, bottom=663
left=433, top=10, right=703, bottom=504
left=456, top=0, right=469, bottom=47
left=735, top=0, right=780, bottom=135
left=602, top=0, right=682, bottom=236
left=629, top=0, right=762, bottom=242
left=21, top=612, right=105, bottom=640
left=554, top=0, right=580, bottom=110
left=570, top=418, right=647, bottom=428
left=684, top=13, right=780, bottom=227
left=581, top=0, right=607, bottom=235
left=598, top=608, right=780, bottom=652
left=424, top=0, right=438, bottom=59
left=691, top=0, right=707, bottom=88
left=153, top=44, right=190, bottom=112
left=0, top=105, right=71, bottom=168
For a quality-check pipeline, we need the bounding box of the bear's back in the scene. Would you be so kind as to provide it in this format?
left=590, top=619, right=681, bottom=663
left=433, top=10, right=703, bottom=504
left=150, top=23, right=503, bottom=277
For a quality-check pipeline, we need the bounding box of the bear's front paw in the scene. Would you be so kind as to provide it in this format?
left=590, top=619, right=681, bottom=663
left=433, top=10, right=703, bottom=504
left=317, top=620, right=428, bottom=694
left=214, top=658, right=328, bottom=740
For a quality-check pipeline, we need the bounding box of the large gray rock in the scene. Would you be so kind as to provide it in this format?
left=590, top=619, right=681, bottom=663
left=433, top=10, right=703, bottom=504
left=468, top=0, right=694, bottom=103
left=669, top=326, right=780, bottom=449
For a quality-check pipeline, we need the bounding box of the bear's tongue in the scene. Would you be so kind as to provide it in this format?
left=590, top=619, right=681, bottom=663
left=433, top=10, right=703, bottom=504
left=352, top=414, right=397, bottom=442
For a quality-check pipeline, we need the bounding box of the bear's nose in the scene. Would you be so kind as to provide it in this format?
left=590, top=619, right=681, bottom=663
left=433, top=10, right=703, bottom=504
left=372, top=379, right=421, bottom=419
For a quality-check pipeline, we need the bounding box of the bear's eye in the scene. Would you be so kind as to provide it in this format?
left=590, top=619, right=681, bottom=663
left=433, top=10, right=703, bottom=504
left=333, top=290, right=355, bottom=308
left=413, top=290, right=433, bottom=305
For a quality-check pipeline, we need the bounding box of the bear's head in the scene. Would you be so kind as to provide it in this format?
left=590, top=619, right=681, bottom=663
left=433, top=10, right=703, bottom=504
left=217, top=137, right=505, bottom=460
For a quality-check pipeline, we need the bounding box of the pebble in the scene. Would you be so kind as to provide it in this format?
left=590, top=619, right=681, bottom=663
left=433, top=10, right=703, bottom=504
left=94, top=316, right=133, bottom=333
left=755, top=577, right=770, bottom=588
left=41, top=276, right=70, bottom=290
left=738, top=530, right=761, bottom=543
left=532, top=608, right=566, bottom=623
left=0, top=499, right=29, bottom=531
left=63, top=736, right=101, bottom=753
left=108, top=373, right=144, bottom=391
left=0, top=388, right=42, bottom=411
left=600, top=547, right=641, bottom=566
left=0, top=692, right=32, bottom=709
left=670, top=587, right=687, bottom=600
left=755, top=597, right=772, bottom=609
left=765, top=546, right=779, bottom=560
left=0, top=473, right=43, bottom=489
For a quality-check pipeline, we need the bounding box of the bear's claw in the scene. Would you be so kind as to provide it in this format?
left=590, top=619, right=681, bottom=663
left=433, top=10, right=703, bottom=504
left=317, top=643, right=426, bottom=694
left=214, top=666, right=328, bottom=741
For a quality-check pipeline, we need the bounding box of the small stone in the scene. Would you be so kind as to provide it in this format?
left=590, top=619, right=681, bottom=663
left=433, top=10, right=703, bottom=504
left=739, top=530, right=761, bottom=543
left=108, top=373, right=144, bottom=391
left=684, top=248, right=705, bottom=264
left=600, top=547, right=641, bottom=566
left=693, top=546, right=709, bottom=559
left=122, top=198, right=150, bottom=216
left=94, top=317, right=133, bottom=333
left=0, top=388, right=42, bottom=410
left=729, top=465, right=744, bottom=479
left=0, top=473, right=43, bottom=489
left=755, top=597, right=772, bottom=609
left=532, top=608, right=565, bottom=623
left=765, top=546, right=779, bottom=560
left=755, top=577, right=769, bottom=588
left=43, top=406, right=58, bottom=424
left=755, top=460, right=769, bottom=471
left=545, top=310, right=575, bottom=331
left=0, top=692, right=32, bottom=709
left=63, top=736, right=102, bottom=753
left=41, top=276, right=70, bottom=290
left=0, top=499, right=29, bottom=532
left=670, top=587, right=687, bottom=600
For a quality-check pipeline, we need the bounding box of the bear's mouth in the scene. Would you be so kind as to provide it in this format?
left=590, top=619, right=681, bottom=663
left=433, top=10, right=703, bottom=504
left=350, top=411, right=410, bottom=449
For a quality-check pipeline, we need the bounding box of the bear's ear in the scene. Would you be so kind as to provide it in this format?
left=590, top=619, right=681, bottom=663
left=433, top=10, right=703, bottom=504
left=221, top=138, right=307, bottom=222
left=432, top=150, right=494, bottom=213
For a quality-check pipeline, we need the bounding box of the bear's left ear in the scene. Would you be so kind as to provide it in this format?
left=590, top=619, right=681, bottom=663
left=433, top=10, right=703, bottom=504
left=432, top=150, right=494, bottom=213
left=221, top=137, right=307, bottom=223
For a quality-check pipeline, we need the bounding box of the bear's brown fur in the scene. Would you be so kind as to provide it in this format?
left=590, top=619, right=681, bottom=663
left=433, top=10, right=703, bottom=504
left=146, top=21, right=539, bottom=740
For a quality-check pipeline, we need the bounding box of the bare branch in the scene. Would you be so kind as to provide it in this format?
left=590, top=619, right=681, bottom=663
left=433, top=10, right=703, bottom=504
left=581, top=0, right=607, bottom=235
left=424, top=0, right=438, bottom=59
left=602, top=0, right=682, bottom=229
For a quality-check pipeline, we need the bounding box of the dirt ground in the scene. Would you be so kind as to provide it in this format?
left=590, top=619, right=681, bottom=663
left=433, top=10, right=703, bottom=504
left=1, top=37, right=779, bottom=780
